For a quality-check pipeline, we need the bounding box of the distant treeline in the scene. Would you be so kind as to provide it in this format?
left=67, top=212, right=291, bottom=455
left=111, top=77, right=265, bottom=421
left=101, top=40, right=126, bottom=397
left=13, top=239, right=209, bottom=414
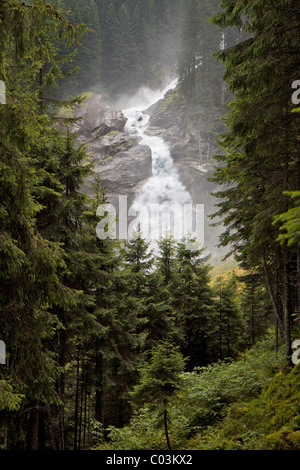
left=58, top=0, right=182, bottom=97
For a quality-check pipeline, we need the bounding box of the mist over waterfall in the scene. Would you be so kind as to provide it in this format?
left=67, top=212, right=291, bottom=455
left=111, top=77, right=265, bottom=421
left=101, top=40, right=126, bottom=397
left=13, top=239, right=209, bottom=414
left=122, top=80, right=196, bottom=243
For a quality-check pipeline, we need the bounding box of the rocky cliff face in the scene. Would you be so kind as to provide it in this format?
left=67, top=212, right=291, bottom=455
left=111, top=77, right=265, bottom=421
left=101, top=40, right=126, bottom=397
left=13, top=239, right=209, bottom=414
left=72, top=93, right=152, bottom=207
left=74, top=89, right=223, bottom=254
left=146, top=89, right=219, bottom=187
left=144, top=89, right=224, bottom=254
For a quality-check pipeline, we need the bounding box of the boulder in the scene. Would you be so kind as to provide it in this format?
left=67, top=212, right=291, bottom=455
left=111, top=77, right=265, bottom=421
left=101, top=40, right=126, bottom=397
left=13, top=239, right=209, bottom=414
left=94, top=145, right=152, bottom=193
left=72, top=93, right=153, bottom=204
left=96, top=133, right=141, bottom=158
left=74, top=93, right=127, bottom=138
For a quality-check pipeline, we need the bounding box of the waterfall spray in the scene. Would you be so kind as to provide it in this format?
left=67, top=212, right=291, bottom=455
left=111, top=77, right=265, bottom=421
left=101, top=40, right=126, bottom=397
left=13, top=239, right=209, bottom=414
left=122, top=80, right=196, bottom=243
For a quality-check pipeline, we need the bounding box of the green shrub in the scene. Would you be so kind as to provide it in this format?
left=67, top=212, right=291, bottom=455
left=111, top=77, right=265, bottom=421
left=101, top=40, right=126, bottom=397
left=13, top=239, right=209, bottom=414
left=176, top=337, right=286, bottom=437
left=266, top=431, right=300, bottom=450
left=188, top=361, right=300, bottom=450
left=94, top=338, right=299, bottom=451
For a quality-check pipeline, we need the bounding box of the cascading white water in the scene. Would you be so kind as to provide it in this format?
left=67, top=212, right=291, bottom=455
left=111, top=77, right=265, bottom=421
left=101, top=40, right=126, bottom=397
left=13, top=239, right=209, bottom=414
left=122, top=79, right=193, bottom=241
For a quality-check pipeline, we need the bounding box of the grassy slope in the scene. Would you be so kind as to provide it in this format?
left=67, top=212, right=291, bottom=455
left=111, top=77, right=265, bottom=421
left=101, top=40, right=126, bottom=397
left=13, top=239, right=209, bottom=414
left=188, top=359, right=300, bottom=450
left=95, top=337, right=300, bottom=450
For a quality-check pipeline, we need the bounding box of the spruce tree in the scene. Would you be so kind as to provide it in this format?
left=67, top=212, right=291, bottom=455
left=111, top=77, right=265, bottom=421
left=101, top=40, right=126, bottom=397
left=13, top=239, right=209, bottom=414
left=212, top=274, right=247, bottom=361
left=0, top=0, right=84, bottom=449
left=130, top=341, right=186, bottom=450
left=210, top=0, right=300, bottom=361
left=60, top=0, right=102, bottom=96
left=173, top=241, right=214, bottom=370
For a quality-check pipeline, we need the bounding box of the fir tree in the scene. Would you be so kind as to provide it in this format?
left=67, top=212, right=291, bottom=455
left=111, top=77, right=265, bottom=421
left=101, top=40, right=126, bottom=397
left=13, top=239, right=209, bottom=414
left=60, top=0, right=102, bottom=96
left=212, top=274, right=247, bottom=361
left=130, top=341, right=186, bottom=450
left=173, top=241, right=214, bottom=370
left=0, top=0, right=84, bottom=449
left=210, top=0, right=300, bottom=361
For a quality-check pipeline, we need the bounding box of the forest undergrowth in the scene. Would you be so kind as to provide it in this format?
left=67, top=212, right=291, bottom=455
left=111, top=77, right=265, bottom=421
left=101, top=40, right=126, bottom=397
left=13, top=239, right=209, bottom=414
left=94, top=337, right=300, bottom=451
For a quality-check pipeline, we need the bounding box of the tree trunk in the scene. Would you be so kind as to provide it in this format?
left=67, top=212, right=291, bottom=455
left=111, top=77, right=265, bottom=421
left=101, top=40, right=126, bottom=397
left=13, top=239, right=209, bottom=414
left=274, top=254, right=280, bottom=356
left=219, top=283, right=222, bottom=360
left=227, top=312, right=230, bottom=358
left=58, top=327, right=66, bottom=450
left=251, top=302, right=255, bottom=345
left=297, top=245, right=300, bottom=319
left=163, top=406, right=171, bottom=451
left=275, top=317, right=278, bottom=357
left=282, top=248, right=292, bottom=360
left=38, top=408, right=45, bottom=451
left=74, top=346, right=80, bottom=451
left=83, top=371, right=88, bottom=446
left=198, top=115, right=203, bottom=164
left=118, top=399, right=124, bottom=429
left=78, top=359, right=84, bottom=450
left=3, top=411, right=8, bottom=450
left=219, top=308, right=222, bottom=360
left=95, top=350, right=104, bottom=426
left=38, top=67, right=43, bottom=114
left=47, top=408, right=57, bottom=450
left=27, top=405, right=39, bottom=450
left=262, top=251, right=285, bottom=336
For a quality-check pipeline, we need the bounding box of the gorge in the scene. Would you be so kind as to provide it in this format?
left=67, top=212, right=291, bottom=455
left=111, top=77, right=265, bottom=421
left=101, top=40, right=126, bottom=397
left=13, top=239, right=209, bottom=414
left=74, top=80, right=224, bottom=256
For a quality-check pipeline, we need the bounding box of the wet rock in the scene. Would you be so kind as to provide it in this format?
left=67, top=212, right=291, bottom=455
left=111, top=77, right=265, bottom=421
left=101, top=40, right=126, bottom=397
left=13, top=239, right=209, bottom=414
left=74, top=93, right=127, bottom=138
left=73, top=93, right=153, bottom=204
left=90, top=133, right=141, bottom=158
left=94, top=145, right=152, bottom=193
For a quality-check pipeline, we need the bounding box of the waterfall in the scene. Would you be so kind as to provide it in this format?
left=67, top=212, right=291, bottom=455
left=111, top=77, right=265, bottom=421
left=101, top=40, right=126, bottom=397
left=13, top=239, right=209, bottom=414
left=122, top=79, right=195, bottom=244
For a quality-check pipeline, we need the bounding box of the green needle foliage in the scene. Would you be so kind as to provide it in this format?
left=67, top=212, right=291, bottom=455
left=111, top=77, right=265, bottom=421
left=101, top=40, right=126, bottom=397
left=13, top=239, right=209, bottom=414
left=130, top=341, right=186, bottom=450
left=209, top=0, right=300, bottom=361
left=274, top=191, right=300, bottom=247
left=1, top=0, right=299, bottom=452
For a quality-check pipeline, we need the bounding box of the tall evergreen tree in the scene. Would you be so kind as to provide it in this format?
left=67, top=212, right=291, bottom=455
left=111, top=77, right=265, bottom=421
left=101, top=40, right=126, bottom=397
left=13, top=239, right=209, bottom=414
left=212, top=274, right=247, bottom=361
left=177, top=0, right=231, bottom=163
left=173, top=242, right=214, bottom=370
left=0, top=0, right=84, bottom=449
left=130, top=341, right=186, bottom=450
left=210, top=0, right=300, bottom=361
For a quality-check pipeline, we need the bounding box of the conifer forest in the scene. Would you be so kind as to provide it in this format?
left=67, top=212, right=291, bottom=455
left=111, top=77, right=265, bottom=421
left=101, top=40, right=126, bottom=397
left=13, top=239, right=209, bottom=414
left=0, top=0, right=300, bottom=455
